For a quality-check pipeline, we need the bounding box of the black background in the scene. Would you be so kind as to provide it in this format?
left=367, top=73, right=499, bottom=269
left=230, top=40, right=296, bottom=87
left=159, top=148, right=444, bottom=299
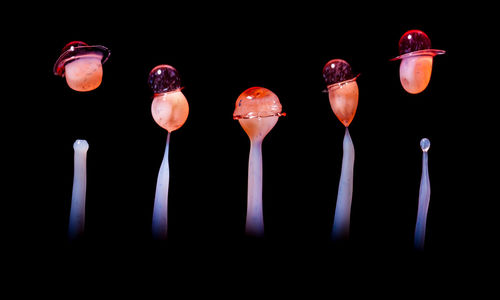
left=5, top=2, right=496, bottom=291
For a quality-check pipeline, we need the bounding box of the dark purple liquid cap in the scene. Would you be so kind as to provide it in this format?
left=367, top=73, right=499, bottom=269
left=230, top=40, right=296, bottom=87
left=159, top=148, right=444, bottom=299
left=148, top=65, right=182, bottom=94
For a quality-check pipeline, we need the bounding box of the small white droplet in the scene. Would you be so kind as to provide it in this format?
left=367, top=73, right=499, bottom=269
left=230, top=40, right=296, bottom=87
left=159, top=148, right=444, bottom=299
left=157, top=69, right=162, bottom=75
left=330, top=63, right=335, bottom=69
left=74, top=139, right=89, bottom=152
left=420, top=138, right=430, bottom=152
left=408, top=34, right=412, bottom=40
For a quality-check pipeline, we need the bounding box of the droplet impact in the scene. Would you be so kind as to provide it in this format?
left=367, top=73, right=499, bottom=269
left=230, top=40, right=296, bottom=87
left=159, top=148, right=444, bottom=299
left=53, top=41, right=110, bottom=92
left=233, top=87, right=283, bottom=120
left=149, top=65, right=189, bottom=132
left=390, top=30, right=445, bottom=94
left=234, top=87, right=283, bottom=141
left=323, top=59, right=359, bottom=127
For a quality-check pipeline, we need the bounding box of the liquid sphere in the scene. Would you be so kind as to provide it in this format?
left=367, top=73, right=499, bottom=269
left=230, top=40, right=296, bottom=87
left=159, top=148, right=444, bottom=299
left=148, top=65, right=182, bottom=94
left=323, top=59, right=359, bottom=127
left=398, top=30, right=432, bottom=56
left=322, top=59, right=354, bottom=86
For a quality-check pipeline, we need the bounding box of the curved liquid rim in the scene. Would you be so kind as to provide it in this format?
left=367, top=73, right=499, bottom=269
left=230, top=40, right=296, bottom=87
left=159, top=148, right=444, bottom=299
left=390, top=49, right=446, bottom=61
left=53, top=45, right=111, bottom=76
left=233, top=111, right=286, bottom=120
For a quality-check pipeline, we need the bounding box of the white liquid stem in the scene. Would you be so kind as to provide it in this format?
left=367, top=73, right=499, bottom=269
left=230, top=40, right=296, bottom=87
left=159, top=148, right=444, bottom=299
left=68, top=139, right=89, bottom=240
left=246, top=139, right=264, bottom=237
left=414, top=151, right=430, bottom=250
left=152, top=132, right=171, bottom=240
left=332, top=128, right=355, bottom=240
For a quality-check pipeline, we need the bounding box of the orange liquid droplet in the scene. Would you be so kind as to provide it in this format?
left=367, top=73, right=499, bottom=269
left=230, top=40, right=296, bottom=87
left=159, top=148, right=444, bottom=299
left=328, top=81, right=359, bottom=127
left=233, top=87, right=282, bottom=120
left=151, top=91, right=189, bottom=132
left=399, top=56, right=433, bottom=94
left=65, top=56, right=103, bottom=92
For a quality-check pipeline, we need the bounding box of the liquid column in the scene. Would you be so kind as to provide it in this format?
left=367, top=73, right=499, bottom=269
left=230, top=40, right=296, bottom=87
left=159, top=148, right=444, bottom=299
left=332, top=128, right=355, bottom=240
left=246, top=138, right=264, bottom=237
left=415, top=138, right=431, bottom=250
left=68, top=139, right=89, bottom=240
left=152, top=132, right=171, bottom=239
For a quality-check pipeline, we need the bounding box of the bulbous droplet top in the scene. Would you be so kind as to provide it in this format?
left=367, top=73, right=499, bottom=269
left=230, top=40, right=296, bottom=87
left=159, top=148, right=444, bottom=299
left=420, top=138, right=430, bottom=152
left=322, top=59, right=355, bottom=86
left=233, top=87, right=284, bottom=119
left=398, top=30, right=431, bottom=55
left=73, top=139, right=89, bottom=152
left=148, top=65, right=182, bottom=94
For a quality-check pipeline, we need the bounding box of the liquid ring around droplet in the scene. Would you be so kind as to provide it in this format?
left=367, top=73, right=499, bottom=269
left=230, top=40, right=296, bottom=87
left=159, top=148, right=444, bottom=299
left=390, top=49, right=446, bottom=61
left=54, top=44, right=110, bottom=77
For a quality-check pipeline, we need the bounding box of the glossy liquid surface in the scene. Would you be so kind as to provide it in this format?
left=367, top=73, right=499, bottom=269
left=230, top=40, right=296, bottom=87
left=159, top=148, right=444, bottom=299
left=151, top=91, right=189, bottom=132
left=64, top=56, right=103, bottom=92
left=328, top=80, right=359, bottom=127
